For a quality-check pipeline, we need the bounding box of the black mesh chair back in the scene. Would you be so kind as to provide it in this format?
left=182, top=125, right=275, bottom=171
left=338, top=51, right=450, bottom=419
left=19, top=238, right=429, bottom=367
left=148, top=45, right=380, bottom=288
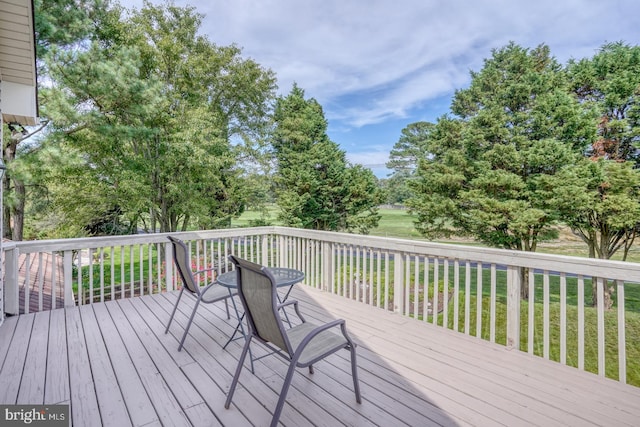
left=225, top=255, right=361, bottom=427
left=164, top=236, right=233, bottom=351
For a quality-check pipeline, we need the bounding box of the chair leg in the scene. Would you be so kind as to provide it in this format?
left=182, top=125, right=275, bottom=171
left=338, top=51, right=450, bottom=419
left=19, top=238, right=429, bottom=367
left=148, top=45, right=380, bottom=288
left=178, top=295, right=202, bottom=352
left=271, top=360, right=298, bottom=427
left=224, top=298, right=230, bottom=319
left=350, top=345, right=362, bottom=404
left=225, top=335, right=253, bottom=409
left=165, top=287, right=185, bottom=334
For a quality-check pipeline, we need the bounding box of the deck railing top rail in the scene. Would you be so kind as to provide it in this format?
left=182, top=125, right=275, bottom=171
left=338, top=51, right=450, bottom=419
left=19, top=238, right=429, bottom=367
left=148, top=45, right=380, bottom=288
left=8, top=225, right=640, bottom=282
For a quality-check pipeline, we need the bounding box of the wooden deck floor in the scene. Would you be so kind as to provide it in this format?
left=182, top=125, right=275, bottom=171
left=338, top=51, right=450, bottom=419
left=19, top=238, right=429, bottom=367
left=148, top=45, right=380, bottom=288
left=1, top=285, right=639, bottom=427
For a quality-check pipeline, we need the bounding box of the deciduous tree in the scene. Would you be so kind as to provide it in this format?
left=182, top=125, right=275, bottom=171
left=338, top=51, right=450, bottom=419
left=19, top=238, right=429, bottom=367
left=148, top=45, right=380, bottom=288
left=39, top=2, right=276, bottom=234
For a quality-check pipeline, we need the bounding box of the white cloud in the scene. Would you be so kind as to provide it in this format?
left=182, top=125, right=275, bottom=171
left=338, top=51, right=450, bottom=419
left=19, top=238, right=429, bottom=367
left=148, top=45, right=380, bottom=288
left=346, top=149, right=389, bottom=168
left=127, top=0, right=639, bottom=130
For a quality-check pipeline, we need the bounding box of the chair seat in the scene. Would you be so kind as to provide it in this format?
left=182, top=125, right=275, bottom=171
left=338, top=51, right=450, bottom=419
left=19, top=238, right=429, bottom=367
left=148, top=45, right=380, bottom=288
left=286, top=322, right=348, bottom=365
left=200, top=283, right=235, bottom=303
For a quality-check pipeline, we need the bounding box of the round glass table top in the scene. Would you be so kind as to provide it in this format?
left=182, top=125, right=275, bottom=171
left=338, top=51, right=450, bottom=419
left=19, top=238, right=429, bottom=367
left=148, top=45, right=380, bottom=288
left=216, top=267, right=305, bottom=289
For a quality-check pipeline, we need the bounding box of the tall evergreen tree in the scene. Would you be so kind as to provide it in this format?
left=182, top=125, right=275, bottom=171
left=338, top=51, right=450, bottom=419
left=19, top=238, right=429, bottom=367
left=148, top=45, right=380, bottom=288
left=384, top=121, right=433, bottom=204
left=408, top=43, right=595, bottom=298
left=273, top=85, right=381, bottom=233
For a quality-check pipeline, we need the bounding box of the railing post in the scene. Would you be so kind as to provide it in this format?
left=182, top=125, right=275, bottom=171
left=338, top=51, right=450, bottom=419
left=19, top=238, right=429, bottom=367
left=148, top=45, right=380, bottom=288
left=63, top=250, right=75, bottom=307
left=4, top=245, right=19, bottom=315
left=165, top=242, right=174, bottom=292
left=506, top=265, right=521, bottom=349
left=261, top=236, right=269, bottom=266
left=0, top=247, right=3, bottom=324
left=393, top=252, right=404, bottom=314
left=322, top=241, right=333, bottom=292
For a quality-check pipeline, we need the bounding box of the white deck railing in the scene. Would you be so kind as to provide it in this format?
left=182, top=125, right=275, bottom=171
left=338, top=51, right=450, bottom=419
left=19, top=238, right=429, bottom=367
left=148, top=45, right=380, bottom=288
left=3, top=226, right=640, bottom=385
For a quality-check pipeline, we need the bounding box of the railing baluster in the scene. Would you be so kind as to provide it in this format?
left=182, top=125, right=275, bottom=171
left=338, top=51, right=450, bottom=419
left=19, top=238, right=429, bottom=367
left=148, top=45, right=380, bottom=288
left=443, top=259, right=449, bottom=328
left=155, top=243, right=161, bottom=293
left=577, top=275, right=585, bottom=370
left=597, top=277, right=605, bottom=377
left=369, top=248, right=374, bottom=305
left=129, top=245, right=134, bottom=298
left=423, top=256, right=429, bottom=322
left=138, top=243, right=145, bottom=295
left=433, top=258, right=439, bottom=326
left=413, top=255, right=419, bottom=318
left=476, top=262, right=483, bottom=337
left=37, top=252, right=44, bottom=311
left=64, top=250, right=73, bottom=306
left=528, top=268, right=535, bottom=354
left=617, top=280, right=626, bottom=384
left=100, top=248, right=105, bottom=303
left=24, top=254, right=31, bottom=314
left=51, top=252, right=57, bottom=310
left=77, top=252, right=83, bottom=306
left=465, top=260, right=471, bottom=335
left=121, top=246, right=126, bottom=298
left=349, top=245, right=354, bottom=299
left=111, top=247, right=116, bottom=300
left=560, top=272, right=567, bottom=365
left=404, top=254, right=410, bottom=317
left=384, top=251, right=389, bottom=311
left=453, top=259, right=459, bottom=332
left=543, top=271, right=550, bottom=359
left=376, top=250, right=382, bottom=308
left=490, top=263, right=496, bottom=343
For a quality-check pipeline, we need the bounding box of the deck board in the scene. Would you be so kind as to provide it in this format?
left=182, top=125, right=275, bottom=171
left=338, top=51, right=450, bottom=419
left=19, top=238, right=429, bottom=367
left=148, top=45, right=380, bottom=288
left=79, top=304, right=132, bottom=427
left=45, top=308, right=69, bottom=405
left=1, top=285, right=640, bottom=426
left=92, top=303, right=158, bottom=427
left=16, top=311, right=49, bottom=404
left=0, top=314, right=33, bottom=403
left=66, top=307, right=102, bottom=426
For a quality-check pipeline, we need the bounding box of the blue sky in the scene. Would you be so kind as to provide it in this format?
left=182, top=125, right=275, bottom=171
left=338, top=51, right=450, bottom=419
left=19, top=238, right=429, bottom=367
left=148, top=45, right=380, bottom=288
left=131, top=0, right=639, bottom=177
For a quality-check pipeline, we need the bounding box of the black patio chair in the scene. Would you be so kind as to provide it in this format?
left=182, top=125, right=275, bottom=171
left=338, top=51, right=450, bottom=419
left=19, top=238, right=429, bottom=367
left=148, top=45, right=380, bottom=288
left=165, top=236, right=235, bottom=351
left=224, top=255, right=361, bottom=427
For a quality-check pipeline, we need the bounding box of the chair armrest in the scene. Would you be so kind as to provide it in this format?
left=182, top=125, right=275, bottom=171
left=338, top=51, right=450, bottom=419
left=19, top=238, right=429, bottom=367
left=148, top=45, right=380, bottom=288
left=277, top=299, right=298, bottom=310
left=193, top=266, right=218, bottom=276
left=298, top=319, right=345, bottom=347
left=277, top=299, right=305, bottom=322
left=294, top=319, right=348, bottom=360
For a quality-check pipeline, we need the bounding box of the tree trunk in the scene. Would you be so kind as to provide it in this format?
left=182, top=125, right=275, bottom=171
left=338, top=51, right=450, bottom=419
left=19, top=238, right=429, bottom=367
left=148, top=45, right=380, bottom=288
left=3, top=132, right=18, bottom=239
left=591, top=277, right=614, bottom=310
left=12, top=179, right=25, bottom=240
left=520, top=267, right=529, bottom=300
left=3, top=178, right=10, bottom=239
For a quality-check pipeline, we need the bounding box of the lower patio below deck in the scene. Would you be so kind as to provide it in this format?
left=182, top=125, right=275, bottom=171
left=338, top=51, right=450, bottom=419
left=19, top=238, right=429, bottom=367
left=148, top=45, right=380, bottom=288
left=0, top=285, right=639, bottom=426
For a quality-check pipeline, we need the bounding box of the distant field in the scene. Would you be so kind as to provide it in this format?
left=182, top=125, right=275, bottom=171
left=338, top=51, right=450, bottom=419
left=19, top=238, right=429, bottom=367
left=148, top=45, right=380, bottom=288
left=232, top=205, right=640, bottom=262
left=232, top=205, right=423, bottom=238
